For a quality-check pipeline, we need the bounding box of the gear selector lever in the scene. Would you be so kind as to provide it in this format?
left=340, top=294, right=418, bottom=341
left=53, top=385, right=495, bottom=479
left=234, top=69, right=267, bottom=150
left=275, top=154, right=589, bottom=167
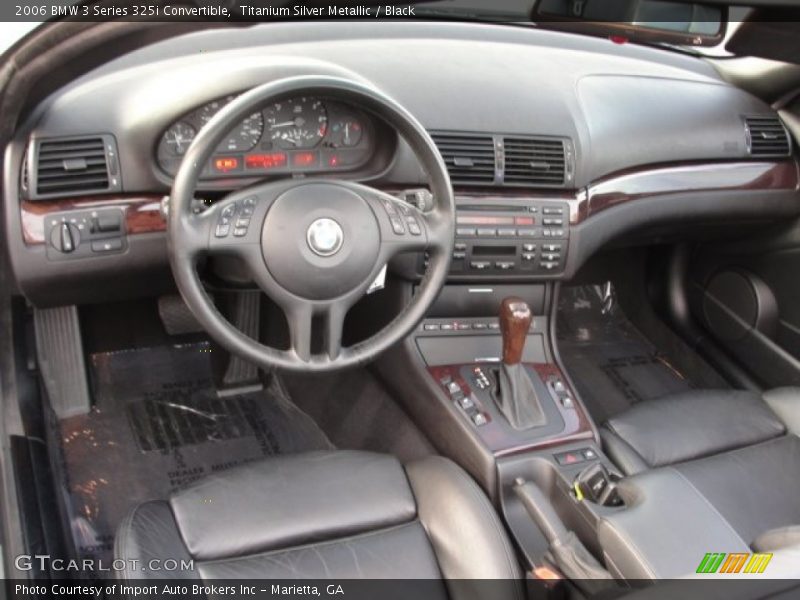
left=493, top=297, right=546, bottom=429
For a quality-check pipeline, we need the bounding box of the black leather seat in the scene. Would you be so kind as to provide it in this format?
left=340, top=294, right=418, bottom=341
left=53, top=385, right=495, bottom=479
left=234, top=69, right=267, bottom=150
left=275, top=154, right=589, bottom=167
left=601, top=389, right=791, bottom=476
left=115, top=450, right=523, bottom=596
left=598, top=386, right=800, bottom=574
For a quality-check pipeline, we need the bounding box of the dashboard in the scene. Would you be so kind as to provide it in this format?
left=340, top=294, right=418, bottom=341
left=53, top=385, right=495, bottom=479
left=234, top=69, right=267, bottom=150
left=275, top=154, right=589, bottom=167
left=4, top=21, right=799, bottom=307
left=156, top=95, right=376, bottom=180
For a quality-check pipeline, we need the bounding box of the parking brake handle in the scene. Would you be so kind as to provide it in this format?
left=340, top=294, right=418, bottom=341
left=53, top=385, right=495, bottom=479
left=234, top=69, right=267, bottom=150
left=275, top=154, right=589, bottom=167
left=513, top=478, right=614, bottom=587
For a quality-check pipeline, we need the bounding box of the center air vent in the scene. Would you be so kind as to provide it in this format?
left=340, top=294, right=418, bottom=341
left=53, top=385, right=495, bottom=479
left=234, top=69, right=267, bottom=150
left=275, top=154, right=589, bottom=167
left=29, top=135, right=121, bottom=200
left=431, top=133, right=496, bottom=185
left=503, top=137, right=567, bottom=186
left=744, top=116, right=792, bottom=158
left=431, top=131, right=574, bottom=188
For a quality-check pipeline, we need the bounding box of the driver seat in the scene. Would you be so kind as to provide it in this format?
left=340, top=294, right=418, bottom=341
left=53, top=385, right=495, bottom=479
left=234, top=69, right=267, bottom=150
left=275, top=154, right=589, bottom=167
left=115, top=451, right=522, bottom=596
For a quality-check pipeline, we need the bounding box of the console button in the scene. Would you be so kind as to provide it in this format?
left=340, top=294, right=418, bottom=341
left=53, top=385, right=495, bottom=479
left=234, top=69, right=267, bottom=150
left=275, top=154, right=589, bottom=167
left=543, top=244, right=562, bottom=252
left=470, top=261, right=491, bottom=270
left=542, top=252, right=561, bottom=261
left=522, top=253, right=535, bottom=262
left=541, top=261, right=558, bottom=270
left=495, top=261, right=515, bottom=270
left=543, top=218, right=564, bottom=226
left=476, top=228, right=497, bottom=237
left=454, top=242, right=467, bottom=251
left=453, top=251, right=466, bottom=260
left=456, top=227, right=476, bottom=237
left=497, top=227, right=517, bottom=237
left=424, top=324, right=440, bottom=331
left=440, top=323, right=455, bottom=331
left=518, top=228, right=538, bottom=237
left=555, top=451, right=585, bottom=466
left=455, top=322, right=472, bottom=331
left=472, top=322, right=488, bottom=330
left=458, top=395, right=475, bottom=410
left=91, top=238, right=122, bottom=253
left=94, top=213, right=121, bottom=233
left=471, top=412, right=487, bottom=427
left=523, top=243, right=536, bottom=252
left=446, top=381, right=462, bottom=396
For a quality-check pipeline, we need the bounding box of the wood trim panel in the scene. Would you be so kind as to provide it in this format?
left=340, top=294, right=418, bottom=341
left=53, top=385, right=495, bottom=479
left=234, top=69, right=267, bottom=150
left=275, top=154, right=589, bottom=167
left=428, top=362, right=593, bottom=457
left=19, top=160, right=796, bottom=245
left=586, top=160, right=799, bottom=220
left=21, top=195, right=165, bottom=245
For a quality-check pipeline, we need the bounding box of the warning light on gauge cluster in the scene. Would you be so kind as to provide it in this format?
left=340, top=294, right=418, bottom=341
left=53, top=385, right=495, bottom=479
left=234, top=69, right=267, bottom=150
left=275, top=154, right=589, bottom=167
left=245, top=152, right=287, bottom=169
left=213, top=157, right=239, bottom=172
left=328, top=155, right=340, bottom=167
left=293, top=152, right=317, bottom=167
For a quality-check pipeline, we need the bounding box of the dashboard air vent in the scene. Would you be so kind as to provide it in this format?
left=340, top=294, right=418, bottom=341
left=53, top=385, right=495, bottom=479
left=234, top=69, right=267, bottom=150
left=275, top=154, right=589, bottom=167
left=431, top=133, right=496, bottom=185
left=31, top=135, right=121, bottom=199
left=503, top=137, right=566, bottom=186
left=745, top=116, right=791, bottom=158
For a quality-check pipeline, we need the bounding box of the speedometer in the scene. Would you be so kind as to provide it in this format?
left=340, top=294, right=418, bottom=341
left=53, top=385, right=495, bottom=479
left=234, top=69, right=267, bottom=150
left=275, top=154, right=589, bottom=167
left=218, top=112, right=265, bottom=152
left=264, top=98, right=328, bottom=149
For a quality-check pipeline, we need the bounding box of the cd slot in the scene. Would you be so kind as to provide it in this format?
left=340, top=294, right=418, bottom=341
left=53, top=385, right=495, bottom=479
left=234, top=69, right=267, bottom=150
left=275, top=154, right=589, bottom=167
left=472, top=245, right=516, bottom=257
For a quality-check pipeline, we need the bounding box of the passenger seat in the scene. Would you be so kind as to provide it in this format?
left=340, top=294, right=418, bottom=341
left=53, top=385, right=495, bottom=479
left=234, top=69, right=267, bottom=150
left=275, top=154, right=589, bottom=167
left=598, top=387, right=800, bottom=570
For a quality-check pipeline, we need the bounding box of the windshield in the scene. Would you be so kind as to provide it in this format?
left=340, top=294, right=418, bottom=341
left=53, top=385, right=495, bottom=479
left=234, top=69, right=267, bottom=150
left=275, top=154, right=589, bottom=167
left=0, top=0, right=745, bottom=58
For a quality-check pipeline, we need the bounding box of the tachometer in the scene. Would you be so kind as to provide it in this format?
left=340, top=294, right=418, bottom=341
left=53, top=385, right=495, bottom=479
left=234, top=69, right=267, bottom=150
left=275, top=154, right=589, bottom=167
left=161, top=122, right=196, bottom=156
left=265, top=98, right=328, bottom=149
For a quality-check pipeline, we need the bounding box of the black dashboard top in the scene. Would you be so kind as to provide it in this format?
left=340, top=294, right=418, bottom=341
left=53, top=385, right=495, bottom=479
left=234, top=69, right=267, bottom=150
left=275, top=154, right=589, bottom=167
left=19, top=21, right=780, bottom=196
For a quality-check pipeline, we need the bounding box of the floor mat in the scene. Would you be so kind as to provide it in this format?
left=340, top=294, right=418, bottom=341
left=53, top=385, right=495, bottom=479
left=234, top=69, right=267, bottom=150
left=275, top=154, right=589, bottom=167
left=557, top=285, right=694, bottom=424
left=51, top=342, right=332, bottom=570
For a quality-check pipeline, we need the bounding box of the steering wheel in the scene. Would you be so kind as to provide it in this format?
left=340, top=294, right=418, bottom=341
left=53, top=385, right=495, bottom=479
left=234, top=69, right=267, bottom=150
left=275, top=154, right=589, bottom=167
left=168, top=76, right=454, bottom=372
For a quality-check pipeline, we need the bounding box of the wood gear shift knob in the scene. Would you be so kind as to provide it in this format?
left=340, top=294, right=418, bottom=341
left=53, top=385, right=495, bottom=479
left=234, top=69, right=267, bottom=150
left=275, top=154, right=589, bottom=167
left=500, top=297, right=532, bottom=365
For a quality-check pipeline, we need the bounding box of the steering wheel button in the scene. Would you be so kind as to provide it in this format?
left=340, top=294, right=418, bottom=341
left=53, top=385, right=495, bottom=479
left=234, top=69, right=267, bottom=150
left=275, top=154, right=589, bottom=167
left=233, top=227, right=248, bottom=237
left=381, top=199, right=397, bottom=215
left=215, top=224, right=230, bottom=237
left=221, top=204, right=237, bottom=219
left=406, top=218, right=422, bottom=235
left=389, top=216, right=406, bottom=235
left=236, top=217, right=251, bottom=228
left=243, top=197, right=257, bottom=208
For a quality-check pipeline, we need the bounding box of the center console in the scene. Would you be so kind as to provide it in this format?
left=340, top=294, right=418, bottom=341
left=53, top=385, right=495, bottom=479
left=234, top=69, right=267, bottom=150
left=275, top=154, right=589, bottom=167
left=375, top=281, right=629, bottom=588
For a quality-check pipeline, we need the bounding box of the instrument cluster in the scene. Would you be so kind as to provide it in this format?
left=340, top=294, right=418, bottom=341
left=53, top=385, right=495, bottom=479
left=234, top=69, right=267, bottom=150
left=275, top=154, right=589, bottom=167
left=156, top=95, right=375, bottom=180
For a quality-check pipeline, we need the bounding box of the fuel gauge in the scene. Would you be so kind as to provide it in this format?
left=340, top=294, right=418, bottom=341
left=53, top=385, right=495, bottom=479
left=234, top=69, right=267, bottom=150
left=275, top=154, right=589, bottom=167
left=330, top=118, right=364, bottom=147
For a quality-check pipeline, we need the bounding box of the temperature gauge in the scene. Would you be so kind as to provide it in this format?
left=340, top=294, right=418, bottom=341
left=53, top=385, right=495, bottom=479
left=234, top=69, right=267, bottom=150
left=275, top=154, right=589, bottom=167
left=330, top=118, right=364, bottom=147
